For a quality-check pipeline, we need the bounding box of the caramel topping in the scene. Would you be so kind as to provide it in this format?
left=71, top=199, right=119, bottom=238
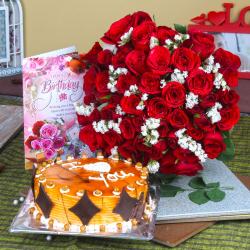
left=93, top=190, right=102, bottom=197
left=135, top=162, right=143, bottom=170
left=60, top=186, right=70, bottom=194
left=112, top=188, right=121, bottom=196
left=64, top=223, right=70, bottom=231
left=127, top=184, right=135, bottom=191
left=116, top=222, right=123, bottom=231
left=80, top=225, right=86, bottom=232
left=48, top=219, right=54, bottom=228
left=142, top=167, right=149, bottom=174
left=136, top=180, right=145, bottom=186
left=76, top=190, right=85, bottom=197
left=131, top=218, right=137, bottom=226
left=124, top=158, right=132, bottom=164
left=36, top=213, right=42, bottom=221
left=46, top=182, right=55, bottom=189
left=29, top=207, right=35, bottom=215
left=100, top=225, right=105, bottom=232
left=38, top=176, right=46, bottom=183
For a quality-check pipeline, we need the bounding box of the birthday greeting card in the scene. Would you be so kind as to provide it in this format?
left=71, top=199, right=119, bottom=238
left=23, top=47, right=92, bottom=169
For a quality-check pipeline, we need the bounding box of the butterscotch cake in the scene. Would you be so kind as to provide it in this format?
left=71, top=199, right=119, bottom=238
left=29, top=153, right=154, bottom=234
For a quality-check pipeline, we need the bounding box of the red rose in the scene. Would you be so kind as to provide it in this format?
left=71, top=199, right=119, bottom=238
left=32, top=121, right=45, bottom=136
left=120, top=118, right=135, bottom=140
left=187, top=69, right=213, bottom=96
left=219, top=89, right=239, bottom=106
left=118, top=140, right=135, bottom=159
left=77, top=109, right=100, bottom=126
left=97, top=49, right=113, bottom=66
left=191, top=32, right=215, bottom=59
left=147, top=46, right=171, bottom=75
left=186, top=127, right=204, bottom=140
left=131, top=11, right=152, bottom=26
left=81, top=42, right=103, bottom=64
left=167, top=131, right=178, bottom=149
left=125, top=50, right=147, bottom=75
left=203, top=132, right=226, bottom=159
left=83, top=94, right=96, bottom=105
left=103, top=130, right=122, bottom=153
left=156, top=26, right=177, bottom=44
left=173, top=148, right=198, bottom=163
left=214, top=48, right=241, bottom=71
left=79, top=125, right=99, bottom=151
left=83, top=66, right=97, bottom=95
left=131, top=21, right=156, bottom=50
left=116, top=73, right=138, bottom=94
left=131, top=116, right=144, bottom=132
left=112, top=45, right=132, bottom=68
left=200, top=93, right=217, bottom=109
left=140, top=72, right=161, bottom=94
left=25, top=135, right=38, bottom=149
left=162, top=81, right=186, bottom=108
left=101, top=14, right=132, bottom=44
left=159, top=151, right=177, bottom=174
left=95, top=71, right=109, bottom=93
left=194, top=114, right=215, bottom=132
left=147, top=97, right=168, bottom=118
left=217, top=105, right=240, bottom=131
left=120, top=95, right=142, bottom=115
left=168, top=109, right=189, bottom=128
left=171, top=47, right=201, bottom=71
left=158, top=120, right=170, bottom=137
left=174, top=161, right=203, bottom=176
left=223, top=70, right=239, bottom=87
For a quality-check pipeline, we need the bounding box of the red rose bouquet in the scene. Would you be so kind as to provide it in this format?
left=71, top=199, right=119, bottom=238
left=70, top=11, right=240, bottom=176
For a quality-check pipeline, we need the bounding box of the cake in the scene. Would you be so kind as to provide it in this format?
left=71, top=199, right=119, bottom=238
left=29, top=152, right=155, bottom=234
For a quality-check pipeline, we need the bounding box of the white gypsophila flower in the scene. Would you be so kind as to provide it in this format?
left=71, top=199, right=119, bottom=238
left=201, top=55, right=221, bottom=74
left=145, top=118, right=160, bottom=130
left=107, top=65, right=128, bottom=93
left=213, top=73, right=229, bottom=91
left=136, top=101, right=145, bottom=111
left=147, top=160, right=160, bottom=174
left=107, top=80, right=117, bottom=93
left=150, top=36, right=159, bottom=49
left=74, top=102, right=95, bottom=116
left=171, top=69, right=188, bottom=84
left=160, top=79, right=167, bottom=88
left=149, top=130, right=159, bottom=145
left=124, top=90, right=131, bottom=96
left=110, top=146, right=118, bottom=156
left=175, top=128, right=207, bottom=162
left=174, top=34, right=182, bottom=41
left=141, top=125, right=148, bottom=137
left=165, top=39, right=173, bottom=46
left=129, top=84, right=138, bottom=93
left=118, top=27, right=133, bottom=46
left=206, top=102, right=222, bottom=124
left=185, top=92, right=199, bottom=109
left=115, top=105, right=125, bottom=115
left=93, top=119, right=121, bottom=134
left=141, top=93, right=149, bottom=101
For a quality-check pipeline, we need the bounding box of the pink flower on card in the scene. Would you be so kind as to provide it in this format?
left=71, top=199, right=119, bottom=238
left=40, top=138, right=53, bottom=150
left=40, top=124, right=58, bottom=138
left=31, top=139, right=41, bottom=150
left=44, top=148, right=56, bottom=159
left=53, top=137, right=65, bottom=149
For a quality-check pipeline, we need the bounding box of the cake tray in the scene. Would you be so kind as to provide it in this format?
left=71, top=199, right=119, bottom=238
left=10, top=185, right=159, bottom=241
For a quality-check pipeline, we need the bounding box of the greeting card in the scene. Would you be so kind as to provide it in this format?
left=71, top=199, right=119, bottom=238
left=23, top=47, right=92, bottom=169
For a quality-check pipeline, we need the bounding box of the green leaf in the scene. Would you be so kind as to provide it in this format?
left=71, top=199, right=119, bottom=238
left=194, top=113, right=200, bottom=118
left=189, top=177, right=207, bottom=189
left=206, top=182, right=220, bottom=188
left=188, top=190, right=210, bottom=205
left=222, top=130, right=230, bottom=138
left=217, top=137, right=235, bottom=162
left=160, top=184, right=184, bottom=197
left=206, top=188, right=226, bottom=202
left=174, top=24, right=187, bottom=34
left=158, top=173, right=177, bottom=185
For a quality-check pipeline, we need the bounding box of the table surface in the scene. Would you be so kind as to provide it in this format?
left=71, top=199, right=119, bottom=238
left=0, top=95, right=250, bottom=250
